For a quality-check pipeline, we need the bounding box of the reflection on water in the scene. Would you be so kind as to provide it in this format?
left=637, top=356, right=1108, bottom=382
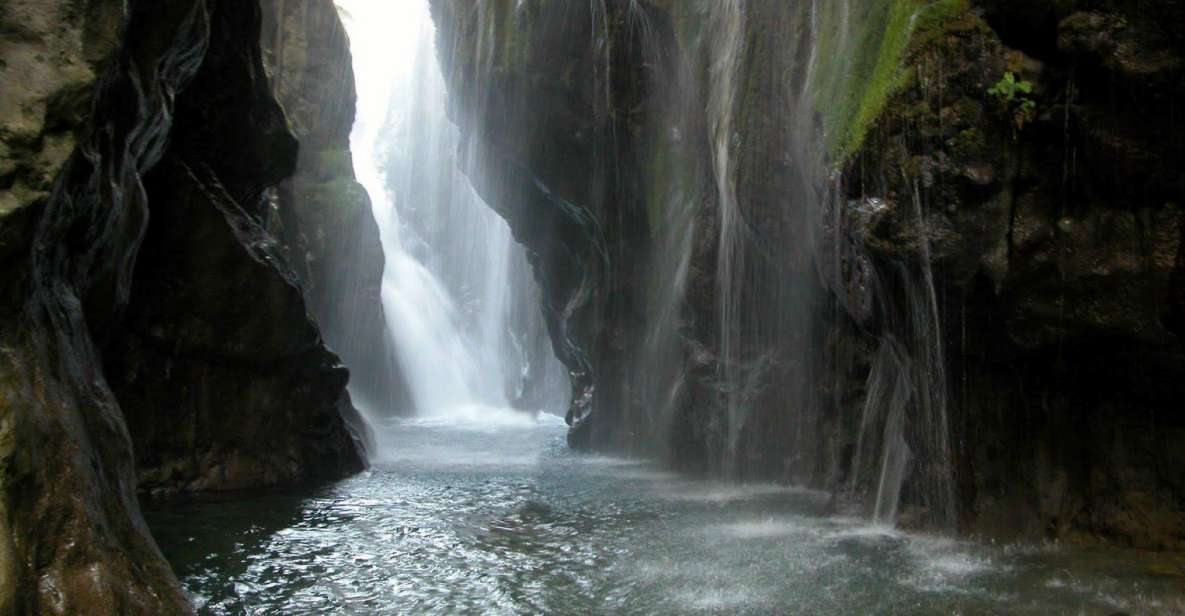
left=149, top=416, right=1185, bottom=615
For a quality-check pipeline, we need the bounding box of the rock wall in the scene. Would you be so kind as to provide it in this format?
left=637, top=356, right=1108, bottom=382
left=260, top=0, right=410, bottom=414
left=0, top=0, right=367, bottom=612
left=100, top=0, right=367, bottom=500
left=430, top=0, right=676, bottom=451
left=835, top=0, right=1185, bottom=548
left=431, top=0, right=1185, bottom=548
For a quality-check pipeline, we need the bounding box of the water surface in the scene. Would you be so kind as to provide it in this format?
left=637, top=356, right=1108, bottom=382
left=150, top=414, right=1185, bottom=615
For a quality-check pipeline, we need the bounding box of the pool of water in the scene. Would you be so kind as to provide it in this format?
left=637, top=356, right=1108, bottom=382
left=149, top=412, right=1185, bottom=615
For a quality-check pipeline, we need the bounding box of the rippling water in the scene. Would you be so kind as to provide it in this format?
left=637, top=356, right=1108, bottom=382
left=149, top=414, right=1185, bottom=615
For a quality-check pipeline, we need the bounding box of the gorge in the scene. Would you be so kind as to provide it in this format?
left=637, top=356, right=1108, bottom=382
left=1, top=0, right=1183, bottom=614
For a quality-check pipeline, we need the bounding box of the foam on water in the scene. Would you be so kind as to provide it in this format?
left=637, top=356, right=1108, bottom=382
left=403, top=405, right=544, bottom=430
left=336, top=0, right=567, bottom=445
left=712, top=517, right=805, bottom=540
left=659, top=482, right=824, bottom=504
left=151, top=420, right=1185, bottom=615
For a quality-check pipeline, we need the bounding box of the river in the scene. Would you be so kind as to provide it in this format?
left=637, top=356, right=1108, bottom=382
left=149, top=412, right=1184, bottom=615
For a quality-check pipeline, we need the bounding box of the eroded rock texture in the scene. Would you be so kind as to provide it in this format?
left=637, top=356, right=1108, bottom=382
left=431, top=0, right=1185, bottom=548
left=0, top=0, right=365, bottom=612
left=260, top=0, right=409, bottom=414
left=430, top=0, right=683, bottom=454
left=837, top=0, right=1185, bottom=548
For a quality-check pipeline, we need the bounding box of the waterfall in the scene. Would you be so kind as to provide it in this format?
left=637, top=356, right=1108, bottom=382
left=707, top=0, right=748, bottom=476
left=336, top=0, right=567, bottom=437
left=333, top=0, right=957, bottom=529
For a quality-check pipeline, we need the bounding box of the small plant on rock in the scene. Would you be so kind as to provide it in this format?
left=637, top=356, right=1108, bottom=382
left=987, top=72, right=1037, bottom=131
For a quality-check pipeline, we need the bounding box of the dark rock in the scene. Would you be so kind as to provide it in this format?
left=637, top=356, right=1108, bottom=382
left=430, top=0, right=1185, bottom=548
left=260, top=0, right=410, bottom=414
left=0, top=1, right=211, bottom=612
left=105, top=159, right=364, bottom=498
left=0, top=0, right=369, bottom=611
left=841, top=1, right=1185, bottom=547
left=100, top=0, right=366, bottom=501
left=431, top=0, right=649, bottom=448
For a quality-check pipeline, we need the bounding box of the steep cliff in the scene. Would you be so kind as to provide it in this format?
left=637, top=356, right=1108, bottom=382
left=833, top=0, right=1185, bottom=547
left=260, top=0, right=410, bottom=414
left=431, top=0, right=1185, bottom=548
left=101, top=0, right=367, bottom=500
left=430, top=0, right=666, bottom=451
left=0, top=0, right=366, bottom=612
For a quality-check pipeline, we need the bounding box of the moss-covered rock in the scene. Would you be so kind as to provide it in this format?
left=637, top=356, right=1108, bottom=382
left=432, top=0, right=1184, bottom=548
left=835, top=0, right=1185, bottom=546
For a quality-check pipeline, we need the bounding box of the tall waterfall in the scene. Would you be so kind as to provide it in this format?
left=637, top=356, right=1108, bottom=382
left=336, top=0, right=568, bottom=437
left=335, top=0, right=956, bottom=530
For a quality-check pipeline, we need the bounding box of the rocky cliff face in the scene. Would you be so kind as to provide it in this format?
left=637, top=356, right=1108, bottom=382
left=102, top=0, right=367, bottom=500
left=260, top=0, right=410, bottom=414
left=835, top=0, right=1185, bottom=548
left=430, top=0, right=673, bottom=451
left=431, top=0, right=1184, bottom=548
left=0, top=0, right=366, bottom=612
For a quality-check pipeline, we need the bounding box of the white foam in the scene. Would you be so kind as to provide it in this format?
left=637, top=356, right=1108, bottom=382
left=660, top=482, right=818, bottom=504
left=403, top=405, right=541, bottom=429
left=712, top=517, right=804, bottom=539
left=675, top=587, right=756, bottom=611
left=825, top=524, right=903, bottom=542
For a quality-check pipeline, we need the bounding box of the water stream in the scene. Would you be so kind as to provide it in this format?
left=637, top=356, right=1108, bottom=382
left=145, top=2, right=1185, bottom=613
left=338, top=0, right=566, bottom=433
left=150, top=417, right=1185, bottom=615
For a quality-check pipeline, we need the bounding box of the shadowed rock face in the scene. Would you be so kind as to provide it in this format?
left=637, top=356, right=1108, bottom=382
left=260, top=0, right=411, bottom=415
left=431, top=0, right=1185, bottom=548
left=836, top=1, right=1185, bottom=548
left=100, top=0, right=366, bottom=500
left=429, top=0, right=650, bottom=448
left=105, top=156, right=364, bottom=499
left=0, top=0, right=365, bottom=612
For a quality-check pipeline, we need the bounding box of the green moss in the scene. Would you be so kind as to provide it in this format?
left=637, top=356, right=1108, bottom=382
left=300, top=148, right=354, bottom=183
left=811, top=0, right=971, bottom=163
left=296, top=177, right=367, bottom=215
left=481, top=0, right=540, bottom=76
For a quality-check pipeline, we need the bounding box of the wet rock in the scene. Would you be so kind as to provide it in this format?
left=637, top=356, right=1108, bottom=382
left=0, top=1, right=210, bottom=612
left=962, top=163, right=997, bottom=187
left=1, top=0, right=369, bottom=612
left=431, top=0, right=651, bottom=449
left=1058, top=11, right=1182, bottom=77
left=100, top=0, right=366, bottom=498
left=842, top=1, right=1185, bottom=547
left=260, top=0, right=409, bottom=415
left=105, top=159, right=365, bottom=498
left=431, top=0, right=1185, bottom=549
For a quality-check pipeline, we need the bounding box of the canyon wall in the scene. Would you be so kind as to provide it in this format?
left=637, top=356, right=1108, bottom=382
left=0, top=0, right=367, bottom=612
left=260, top=0, right=410, bottom=415
left=432, top=0, right=1185, bottom=548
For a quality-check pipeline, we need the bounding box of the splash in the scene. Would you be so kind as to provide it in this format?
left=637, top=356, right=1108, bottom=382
left=336, top=0, right=567, bottom=439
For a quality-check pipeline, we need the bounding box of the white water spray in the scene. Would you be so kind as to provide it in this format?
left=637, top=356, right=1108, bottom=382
left=336, top=0, right=567, bottom=441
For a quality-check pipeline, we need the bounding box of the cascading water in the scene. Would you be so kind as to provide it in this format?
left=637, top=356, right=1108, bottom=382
left=813, top=2, right=958, bottom=530
left=336, top=0, right=567, bottom=440
left=338, top=0, right=953, bottom=527
left=619, top=0, right=956, bottom=525
left=706, top=0, right=748, bottom=477
left=144, top=4, right=1185, bottom=613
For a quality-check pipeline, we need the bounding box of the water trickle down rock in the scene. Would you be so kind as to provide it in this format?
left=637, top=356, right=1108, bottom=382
left=430, top=0, right=1185, bottom=547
